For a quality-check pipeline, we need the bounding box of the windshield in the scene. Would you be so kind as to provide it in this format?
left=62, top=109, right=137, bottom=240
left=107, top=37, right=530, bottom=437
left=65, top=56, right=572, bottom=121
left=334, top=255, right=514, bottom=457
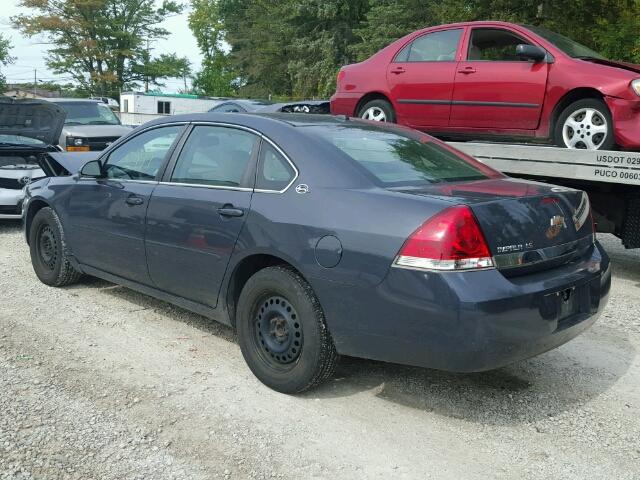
left=524, top=25, right=605, bottom=59
left=0, top=134, right=45, bottom=146
left=58, top=102, right=121, bottom=126
left=309, top=125, right=500, bottom=187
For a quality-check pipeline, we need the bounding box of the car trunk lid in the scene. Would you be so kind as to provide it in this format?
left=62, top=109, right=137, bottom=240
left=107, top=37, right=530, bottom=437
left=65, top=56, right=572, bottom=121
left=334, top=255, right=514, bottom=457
left=393, top=178, right=594, bottom=272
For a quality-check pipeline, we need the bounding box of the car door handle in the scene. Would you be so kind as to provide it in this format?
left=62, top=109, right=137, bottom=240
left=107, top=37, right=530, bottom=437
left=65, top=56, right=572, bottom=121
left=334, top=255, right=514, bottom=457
left=217, top=206, right=244, bottom=217
left=390, top=67, right=405, bottom=75
left=457, top=67, right=476, bottom=74
left=125, top=195, right=144, bottom=206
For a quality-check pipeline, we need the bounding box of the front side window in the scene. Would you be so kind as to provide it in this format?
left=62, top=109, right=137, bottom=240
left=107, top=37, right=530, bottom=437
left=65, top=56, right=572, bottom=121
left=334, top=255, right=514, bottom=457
left=255, top=142, right=295, bottom=191
left=171, top=125, right=257, bottom=187
left=310, top=125, right=500, bottom=187
left=395, top=29, right=463, bottom=62
left=104, top=125, right=183, bottom=180
left=467, top=28, right=531, bottom=61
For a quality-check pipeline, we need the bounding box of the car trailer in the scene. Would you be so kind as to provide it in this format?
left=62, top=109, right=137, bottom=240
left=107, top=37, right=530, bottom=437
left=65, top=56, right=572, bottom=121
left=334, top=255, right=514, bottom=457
left=450, top=142, right=640, bottom=249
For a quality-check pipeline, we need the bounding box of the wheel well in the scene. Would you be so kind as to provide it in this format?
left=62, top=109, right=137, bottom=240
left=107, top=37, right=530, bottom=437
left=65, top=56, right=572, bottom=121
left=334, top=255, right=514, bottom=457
left=355, top=92, right=393, bottom=117
left=551, top=88, right=606, bottom=133
left=24, top=199, right=50, bottom=245
left=225, top=254, right=300, bottom=329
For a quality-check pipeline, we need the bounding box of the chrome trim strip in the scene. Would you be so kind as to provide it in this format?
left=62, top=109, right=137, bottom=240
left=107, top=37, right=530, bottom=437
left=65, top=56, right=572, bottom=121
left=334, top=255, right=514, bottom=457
left=493, top=235, right=595, bottom=269
left=397, top=99, right=539, bottom=108
left=76, top=178, right=158, bottom=185
left=157, top=181, right=253, bottom=192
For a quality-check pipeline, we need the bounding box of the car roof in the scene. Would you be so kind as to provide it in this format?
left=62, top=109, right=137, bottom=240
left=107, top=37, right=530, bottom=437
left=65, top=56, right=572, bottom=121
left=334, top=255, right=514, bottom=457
left=144, top=112, right=355, bottom=129
left=47, top=98, right=101, bottom=103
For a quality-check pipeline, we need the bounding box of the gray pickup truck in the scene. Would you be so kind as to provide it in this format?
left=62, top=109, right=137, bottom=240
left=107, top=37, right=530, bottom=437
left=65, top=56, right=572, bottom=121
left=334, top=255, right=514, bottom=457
left=47, top=98, right=131, bottom=152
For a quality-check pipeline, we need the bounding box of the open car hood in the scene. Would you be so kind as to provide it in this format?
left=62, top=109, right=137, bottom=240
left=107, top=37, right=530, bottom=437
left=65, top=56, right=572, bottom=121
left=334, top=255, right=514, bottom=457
left=0, top=98, right=66, bottom=146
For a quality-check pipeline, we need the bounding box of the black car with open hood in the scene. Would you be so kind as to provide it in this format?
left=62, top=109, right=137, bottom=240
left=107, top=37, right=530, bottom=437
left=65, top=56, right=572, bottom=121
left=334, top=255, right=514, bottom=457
left=0, top=98, right=70, bottom=219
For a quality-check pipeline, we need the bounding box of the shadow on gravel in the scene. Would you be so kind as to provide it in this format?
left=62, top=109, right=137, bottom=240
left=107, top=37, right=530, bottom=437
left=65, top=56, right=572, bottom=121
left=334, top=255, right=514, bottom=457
left=0, top=219, right=22, bottom=234
left=307, top=332, right=635, bottom=425
left=598, top=234, right=640, bottom=285
left=71, top=279, right=237, bottom=343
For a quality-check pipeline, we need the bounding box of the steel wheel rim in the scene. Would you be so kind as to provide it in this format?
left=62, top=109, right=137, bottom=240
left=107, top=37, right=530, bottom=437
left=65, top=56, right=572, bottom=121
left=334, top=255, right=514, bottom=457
left=37, top=224, right=58, bottom=271
left=253, top=295, right=303, bottom=366
left=562, top=107, right=608, bottom=150
left=361, top=106, right=387, bottom=122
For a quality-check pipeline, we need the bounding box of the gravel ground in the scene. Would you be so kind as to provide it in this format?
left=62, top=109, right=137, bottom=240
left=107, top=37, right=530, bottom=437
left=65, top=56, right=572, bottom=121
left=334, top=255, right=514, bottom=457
left=1, top=220, right=639, bottom=480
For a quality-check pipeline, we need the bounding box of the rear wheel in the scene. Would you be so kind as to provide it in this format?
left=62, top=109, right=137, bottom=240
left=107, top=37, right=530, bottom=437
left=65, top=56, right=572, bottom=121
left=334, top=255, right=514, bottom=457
left=236, top=266, right=338, bottom=393
left=554, top=98, right=615, bottom=150
left=29, top=207, right=82, bottom=287
left=358, top=99, right=395, bottom=123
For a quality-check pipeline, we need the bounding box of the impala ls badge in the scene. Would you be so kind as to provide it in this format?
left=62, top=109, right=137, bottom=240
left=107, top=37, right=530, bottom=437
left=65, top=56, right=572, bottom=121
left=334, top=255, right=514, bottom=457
left=546, top=215, right=567, bottom=240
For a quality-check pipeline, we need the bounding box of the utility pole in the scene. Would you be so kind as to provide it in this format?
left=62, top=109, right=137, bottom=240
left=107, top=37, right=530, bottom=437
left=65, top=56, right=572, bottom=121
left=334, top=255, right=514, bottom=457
left=33, top=69, right=37, bottom=97
left=144, top=38, right=150, bottom=93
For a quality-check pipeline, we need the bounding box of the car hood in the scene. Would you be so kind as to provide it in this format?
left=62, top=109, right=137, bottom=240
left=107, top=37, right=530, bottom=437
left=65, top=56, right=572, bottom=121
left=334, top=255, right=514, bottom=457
left=62, top=124, right=132, bottom=138
left=0, top=98, right=66, bottom=146
left=580, top=57, right=640, bottom=75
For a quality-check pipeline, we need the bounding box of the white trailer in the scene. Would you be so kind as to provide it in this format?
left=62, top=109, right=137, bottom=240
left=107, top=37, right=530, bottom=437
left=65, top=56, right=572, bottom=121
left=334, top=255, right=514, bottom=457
left=118, top=92, right=224, bottom=126
left=450, top=142, right=640, bottom=248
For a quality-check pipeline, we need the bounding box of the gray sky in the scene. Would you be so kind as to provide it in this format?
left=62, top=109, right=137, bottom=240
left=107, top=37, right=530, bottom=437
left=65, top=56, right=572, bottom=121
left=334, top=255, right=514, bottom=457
left=0, top=0, right=203, bottom=93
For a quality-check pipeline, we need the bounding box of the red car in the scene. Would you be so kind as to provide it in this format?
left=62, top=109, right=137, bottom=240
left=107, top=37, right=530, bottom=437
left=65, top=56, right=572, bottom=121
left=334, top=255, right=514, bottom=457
left=331, top=21, right=640, bottom=150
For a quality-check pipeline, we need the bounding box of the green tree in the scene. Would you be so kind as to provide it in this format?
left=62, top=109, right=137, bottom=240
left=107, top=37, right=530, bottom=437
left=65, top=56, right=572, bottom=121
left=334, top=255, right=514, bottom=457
left=189, top=0, right=237, bottom=96
left=13, top=0, right=188, bottom=97
left=0, top=34, right=14, bottom=93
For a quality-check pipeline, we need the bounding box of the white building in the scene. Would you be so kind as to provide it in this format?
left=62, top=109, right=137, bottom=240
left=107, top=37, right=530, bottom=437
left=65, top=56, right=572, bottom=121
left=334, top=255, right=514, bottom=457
left=118, top=91, right=225, bottom=125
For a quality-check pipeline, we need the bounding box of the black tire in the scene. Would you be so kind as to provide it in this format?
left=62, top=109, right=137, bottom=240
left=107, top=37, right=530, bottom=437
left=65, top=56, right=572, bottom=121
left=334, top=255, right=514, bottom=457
left=236, top=266, right=338, bottom=394
left=554, top=98, right=615, bottom=150
left=29, top=207, right=82, bottom=287
left=357, top=98, right=396, bottom=123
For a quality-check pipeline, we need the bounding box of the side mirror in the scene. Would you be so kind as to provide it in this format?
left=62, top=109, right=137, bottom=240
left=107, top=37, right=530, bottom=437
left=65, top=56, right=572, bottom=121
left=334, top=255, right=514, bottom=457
left=80, top=160, right=105, bottom=178
left=516, top=44, right=547, bottom=62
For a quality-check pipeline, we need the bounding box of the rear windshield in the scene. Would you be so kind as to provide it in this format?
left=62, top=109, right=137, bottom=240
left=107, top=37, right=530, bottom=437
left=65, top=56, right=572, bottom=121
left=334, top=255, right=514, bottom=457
left=309, top=125, right=498, bottom=187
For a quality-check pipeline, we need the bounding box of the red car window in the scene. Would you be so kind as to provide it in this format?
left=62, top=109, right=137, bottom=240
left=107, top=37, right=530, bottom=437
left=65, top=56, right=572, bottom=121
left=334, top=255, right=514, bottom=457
left=467, top=28, right=531, bottom=61
left=395, top=29, right=463, bottom=63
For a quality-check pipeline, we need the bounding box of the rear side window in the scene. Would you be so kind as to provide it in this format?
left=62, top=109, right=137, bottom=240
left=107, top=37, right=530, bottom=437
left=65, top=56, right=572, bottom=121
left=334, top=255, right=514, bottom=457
left=255, top=142, right=295, bottom=191
left=468, top=28, right=531, bottom=61
left=171, top=125, right=257, bottom=187
left=310, top=126, right=497, bottom=187
left=395, top=29, right=462, bottom=62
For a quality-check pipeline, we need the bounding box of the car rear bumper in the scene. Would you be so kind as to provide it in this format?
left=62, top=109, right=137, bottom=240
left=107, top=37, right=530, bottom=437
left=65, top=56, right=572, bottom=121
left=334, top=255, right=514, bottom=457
left=330, top=93, right=361, bottom=116
left=606, top=96, right=640, bottom=149
left=319, top=242, right=610, bottom=372
left=0, top=188, right=25, bottom=219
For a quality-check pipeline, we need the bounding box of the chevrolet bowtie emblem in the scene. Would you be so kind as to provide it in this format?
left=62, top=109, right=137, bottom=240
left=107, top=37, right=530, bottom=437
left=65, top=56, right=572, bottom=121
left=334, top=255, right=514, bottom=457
left=546, top=215, right=566, bottom=240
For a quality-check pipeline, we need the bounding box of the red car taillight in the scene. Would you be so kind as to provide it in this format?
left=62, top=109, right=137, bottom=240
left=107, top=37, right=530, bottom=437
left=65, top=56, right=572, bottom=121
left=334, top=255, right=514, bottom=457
left=336, top=70, right=346, bottom=89
left=394, top=205, right=494, bottom=271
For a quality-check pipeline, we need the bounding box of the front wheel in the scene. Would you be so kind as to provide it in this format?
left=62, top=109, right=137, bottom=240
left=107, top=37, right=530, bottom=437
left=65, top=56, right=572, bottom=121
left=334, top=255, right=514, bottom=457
left=29, top=207, right=82, bottom=287
left=554, top=99, right=615, bottom=150
left=236, top=266, right=338, bottom=393
left=357, top=99, right=396, bottom=123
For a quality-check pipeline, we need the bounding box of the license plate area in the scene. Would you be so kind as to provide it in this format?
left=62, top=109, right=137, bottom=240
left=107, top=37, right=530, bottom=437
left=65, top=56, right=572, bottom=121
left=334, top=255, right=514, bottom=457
left=545, top=283, right=591, bottom=331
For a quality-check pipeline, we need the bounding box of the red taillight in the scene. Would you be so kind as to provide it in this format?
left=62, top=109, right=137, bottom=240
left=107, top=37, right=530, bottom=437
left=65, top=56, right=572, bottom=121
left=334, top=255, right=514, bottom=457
left=336, top=70, right=346, bottom=87
left=395, top=205, right=494, bottom=271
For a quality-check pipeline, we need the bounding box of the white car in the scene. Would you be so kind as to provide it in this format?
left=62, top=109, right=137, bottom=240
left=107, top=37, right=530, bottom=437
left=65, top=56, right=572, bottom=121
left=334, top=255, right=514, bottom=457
left=0, top=98, right=65, bottom=219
